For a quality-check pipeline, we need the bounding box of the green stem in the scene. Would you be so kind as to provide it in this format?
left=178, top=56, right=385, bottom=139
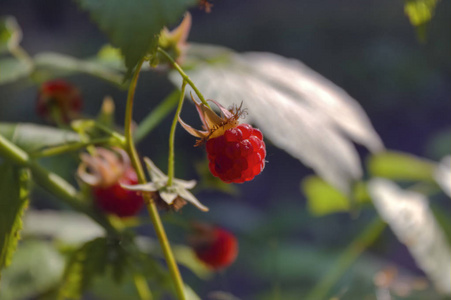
left=167, top=81, right=187, bottom=186
left=157, top=47, right=210, bottom=109
left=305, top=217, right=386, bottom=300
left=31, top=137, right=116, bottom=158
left=134, top=90, right=180, bottom=144
left=0, top=134, right=117, bottom=236
left=124, top=59, right=186, bottom=300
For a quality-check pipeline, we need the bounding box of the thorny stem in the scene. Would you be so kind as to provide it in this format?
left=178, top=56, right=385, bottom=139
left=167, top=81, right=187, bottom=186
left=124, top=59, right=186, bottom=300
left=305, top=217, right=386, bottom=300
left=157, top=47, right=211, bottom=109
left=0, top=133, right=117, bottom=236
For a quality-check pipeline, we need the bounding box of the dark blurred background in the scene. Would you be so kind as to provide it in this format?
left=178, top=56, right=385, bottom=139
left=1, top=0, right=450, bottom=299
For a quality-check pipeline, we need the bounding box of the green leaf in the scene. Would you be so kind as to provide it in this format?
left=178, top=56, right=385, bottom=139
left=0, top=123, right=80, bottom=153
left=0, top=16, right=21, bottom=54
left=0, top=164, right=29, bottom=278
left=0, top=240, right=65, bottom=300
left=301, top=176, right=369, bottom=216
left=0, top=57, right=32, bottom=85
left=58, top=238, right=109, bottom=300
left=76, top=0, right=198, bottom=73
left=33, top=52, right=124, bottom=86
left=367, top=151, right=436, bottom=182
left=404, top=0, right=439, bottom=41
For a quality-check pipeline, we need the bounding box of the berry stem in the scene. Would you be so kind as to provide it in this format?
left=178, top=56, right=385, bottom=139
left=30, top=137, right=117, bottom=158
left=157, top=47, right=211, bottom=109
left=133, top=272, right=153, bottom=300
left=124, top=59, right=186, bottom=300
left=167, top=81, right=187, bottom=187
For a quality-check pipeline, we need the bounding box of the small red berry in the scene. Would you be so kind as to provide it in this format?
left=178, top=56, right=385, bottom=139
left=178, top=97, right=266, bottom=183
left=93, top=168, right=144, bottom=217
left=36, top=80, right=82, bottom=123
left=189, top=223, right=238, bottom=270
left=77, top=148, right=144, bottom=218
left=206, top=124, right=265, bottom=183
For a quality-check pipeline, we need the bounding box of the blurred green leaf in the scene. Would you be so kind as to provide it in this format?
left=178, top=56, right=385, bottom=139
left=0, top=123, right=80, bottom=153
left=367, top=151, right=436, bottom=182
left=301, top=176, right=370, bottom=216
left=34, top=52, right=124, bottom=86
left=0, top=16, right=21, bottom=54
left=58, top=237, right=109, bottom=299
left=76, top=0, right=197, bottom=74
left=0, top=240, right=65, bottom=300
left=0, top=57, right=32, bottom=85
left=404, top=0, right=439, bottom=41
left=0, top=164, right=29, bottom=278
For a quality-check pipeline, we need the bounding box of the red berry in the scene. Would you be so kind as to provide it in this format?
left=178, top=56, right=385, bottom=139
left=93, top=168, right=144, bottom=217
left=206, top=124, right=266, bottom=183
left=36, top=80, right=82, bottom=123
left=190, top=224, right=238, bottom=270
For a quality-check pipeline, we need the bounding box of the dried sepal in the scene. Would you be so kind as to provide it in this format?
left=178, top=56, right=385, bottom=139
left=77, top=148, right=130, bottom=188
left=178, top=94, right=245, bottom=146
left=121, top=157, right=208, bottom=212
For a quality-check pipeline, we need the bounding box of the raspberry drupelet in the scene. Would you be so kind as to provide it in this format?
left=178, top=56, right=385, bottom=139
left=178, top=95, right=266, bottom=183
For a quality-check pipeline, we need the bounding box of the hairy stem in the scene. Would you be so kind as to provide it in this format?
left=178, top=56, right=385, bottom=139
left=157, top=47, right=210, bottom=109
left=124, top=60, right=186, bottom=300
left=167, top=81, right=187, bottom=186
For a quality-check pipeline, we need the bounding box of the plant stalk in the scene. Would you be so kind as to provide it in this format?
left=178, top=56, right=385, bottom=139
left=157, top=47, right=210, bottom=108
left=123, top=59, right=186, bottom=300
left=167, top=81, right=187, bottom=186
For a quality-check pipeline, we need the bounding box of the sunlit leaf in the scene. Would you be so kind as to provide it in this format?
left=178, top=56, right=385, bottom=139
left=0, top=240, right=65, bottom=300
left=368, top=178, right=451, bottom=294
left=0, top=123, right=80, bottom=153
left=0, top=57, right=32, bottom=85
left=301, top=176, right=370, bottom=216
left=171, top=44, right=384, bottom=194
left=76, top=0, right=197, bottom=73
left=367, top=151, right=436, bottom=182
left=0, top=164, right=29, bottom=278
left=434, top=156, right=451, bottom=197
left=0, top=16, right=21, bottom=54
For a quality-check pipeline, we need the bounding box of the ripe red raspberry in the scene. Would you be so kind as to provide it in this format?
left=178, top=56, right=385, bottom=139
left=206, top=124, right=265, bottom=183
left=93, top=168, right=144, bottom=217
left=189, top=223, right=238, bottom=270
left=36, top=79, right=82, bottom=123
left=179, top=97, right=266, bottom=183
left=77, top=148, right=144, bottom=218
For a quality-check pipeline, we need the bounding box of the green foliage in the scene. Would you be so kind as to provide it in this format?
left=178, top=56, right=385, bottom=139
left=0, top=123, right=80, bottom=154
left=367, top=151, right=436, bottom=182
left=33, top=52, right=124, bottom=86
left=0, top=163, right=29, bottom=279
left=0, top=57, right=31, bottom=85
left=0, top=240, right=65, bottom=300
left=76, top=0, right=197, bottom=74
left=58, top=238, right=109, bottom=299
left=0, top=16, right=21, bottom=54
left=301, top=176, right=369, bottom=216
left=404, top=0, right=440, bottom=41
